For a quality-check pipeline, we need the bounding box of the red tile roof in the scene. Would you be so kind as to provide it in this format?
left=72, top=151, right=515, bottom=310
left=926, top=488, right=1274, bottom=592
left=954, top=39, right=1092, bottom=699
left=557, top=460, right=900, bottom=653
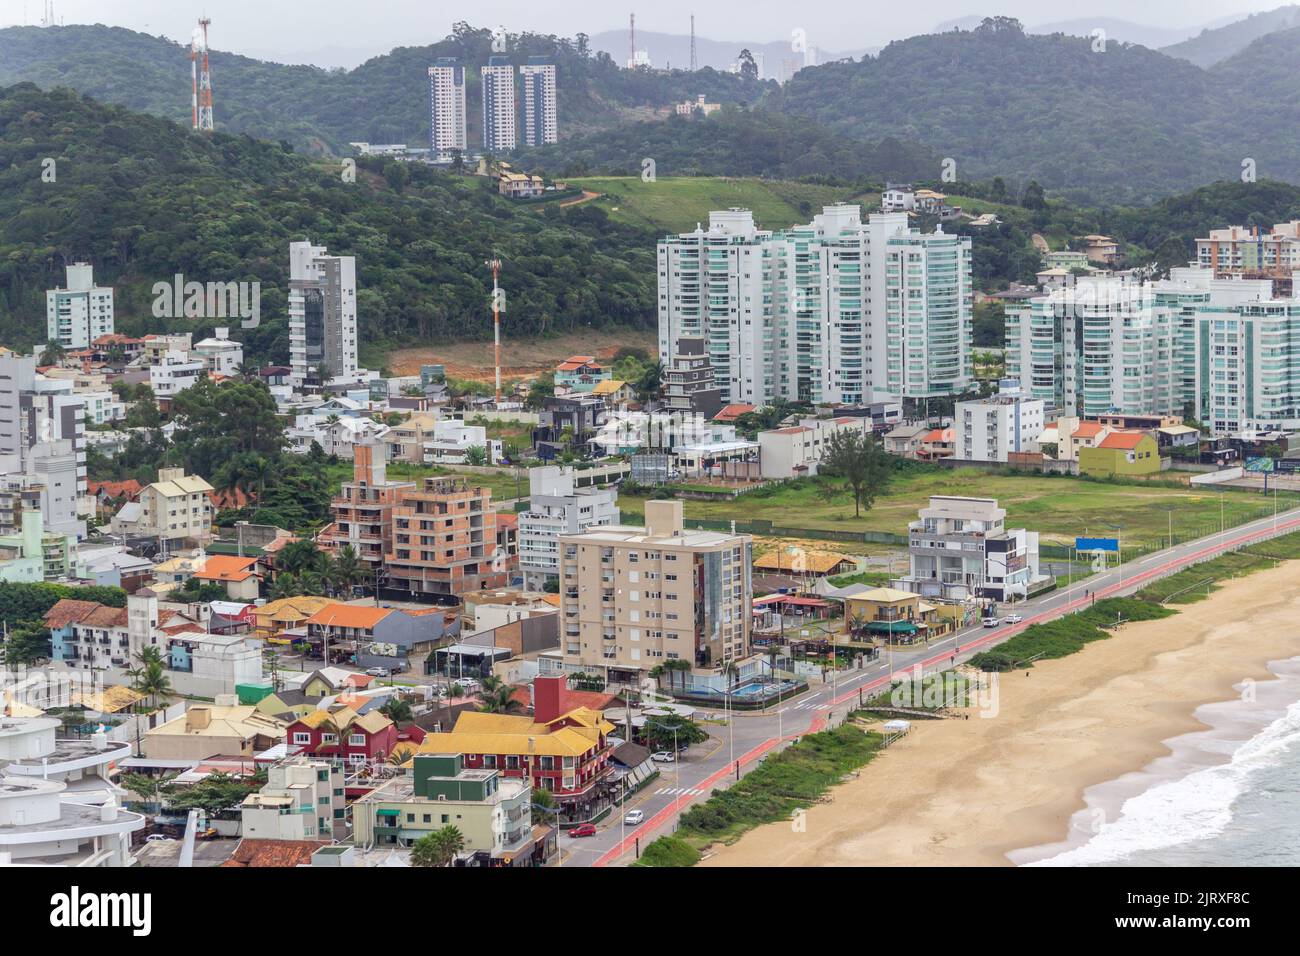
left=82, top=606, right=129, bottom=628
left=195, top=555, right=260, bottom=583
left=221, top=839, right=329, bottom=868
left=1072, top=422, right=1106, bottom=439
left=89, top=479, right=142, bottom=500
left=43, top=598, right=103, bottom=629
left=713, top=403, right=756, bottom=422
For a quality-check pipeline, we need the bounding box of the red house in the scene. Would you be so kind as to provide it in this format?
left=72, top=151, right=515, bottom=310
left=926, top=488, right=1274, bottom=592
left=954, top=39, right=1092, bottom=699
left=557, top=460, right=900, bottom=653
left=287, top=707, right=398, bottom=768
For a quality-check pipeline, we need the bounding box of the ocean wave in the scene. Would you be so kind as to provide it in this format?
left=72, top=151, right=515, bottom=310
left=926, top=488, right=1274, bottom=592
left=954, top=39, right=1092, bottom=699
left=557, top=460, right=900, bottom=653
left=1027, top=692, right=1300, bottom=867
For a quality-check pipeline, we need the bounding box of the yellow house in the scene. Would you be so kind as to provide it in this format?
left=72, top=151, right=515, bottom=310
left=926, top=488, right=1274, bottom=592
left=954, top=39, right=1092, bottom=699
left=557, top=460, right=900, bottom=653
left=254, top=595, right=334, bottom=642
left=1079, top=432, right=1161, bottom=478
left=843, top=587, right=949, bottom=642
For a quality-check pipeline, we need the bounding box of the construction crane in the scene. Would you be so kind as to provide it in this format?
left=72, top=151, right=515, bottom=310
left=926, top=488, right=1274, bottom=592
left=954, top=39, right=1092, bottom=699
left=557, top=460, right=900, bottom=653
left=191, top=18, right=214, bottom=132
left=487, top=257, right=503, bottom=404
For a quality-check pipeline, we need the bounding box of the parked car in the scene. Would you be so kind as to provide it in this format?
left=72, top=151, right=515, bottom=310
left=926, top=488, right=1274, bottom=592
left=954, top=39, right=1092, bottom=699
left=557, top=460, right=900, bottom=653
left=569, top=823, right=598, bottom=837
left=144, top=834, right=170, bottom=843
left=623, top=810, right=645, bottom=826
left=1005, top=613, right=1023, bottom=624
left=982, top=617, right=1000, bottom=628
left=651, top=751, right=676, bottom=763
left=365, top=667, right=390, bottom=677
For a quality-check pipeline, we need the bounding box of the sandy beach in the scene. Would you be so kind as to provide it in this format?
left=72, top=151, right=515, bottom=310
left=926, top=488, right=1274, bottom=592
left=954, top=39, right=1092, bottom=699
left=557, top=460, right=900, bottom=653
left=701, top=561, right=1300, bottom=867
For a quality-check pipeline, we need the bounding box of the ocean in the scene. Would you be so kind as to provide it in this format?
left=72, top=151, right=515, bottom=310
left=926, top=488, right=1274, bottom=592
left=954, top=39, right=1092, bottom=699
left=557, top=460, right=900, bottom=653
left=1011, top=656, right=1300, bottom=867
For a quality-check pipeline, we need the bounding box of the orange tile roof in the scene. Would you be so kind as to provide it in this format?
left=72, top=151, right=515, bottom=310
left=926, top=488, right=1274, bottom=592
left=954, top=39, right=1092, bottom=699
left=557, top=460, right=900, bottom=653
left=922, top=428, right=953, bottom=443
left=82, top=606, right=129, bottom=628
left=1072, top=422, right=1106, bottom=439
left=1098, top=431, right=1148, bottom=450
left=221, top=839, right=329, bottom=868
left=305, top=604, right=392, bottom=629
left=195, top=554, right=260, bottom=583
left=713, top=403, right=756, bottom=422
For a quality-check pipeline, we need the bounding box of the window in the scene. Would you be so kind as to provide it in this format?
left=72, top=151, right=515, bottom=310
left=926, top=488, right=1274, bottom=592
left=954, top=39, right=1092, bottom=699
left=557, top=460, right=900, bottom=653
left=293, top=733, right=311, bottom=745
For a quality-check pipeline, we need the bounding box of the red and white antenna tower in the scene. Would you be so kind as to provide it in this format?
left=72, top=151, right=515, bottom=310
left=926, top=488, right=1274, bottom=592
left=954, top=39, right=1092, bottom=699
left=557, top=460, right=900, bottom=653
left=628, top=13, right=636, bottom=69
left=191, top=18, right=214, bottom=132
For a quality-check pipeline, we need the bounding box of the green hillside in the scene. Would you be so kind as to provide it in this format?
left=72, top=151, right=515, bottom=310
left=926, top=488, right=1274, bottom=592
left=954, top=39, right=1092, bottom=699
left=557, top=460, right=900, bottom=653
left=1163, top=4, right=1300, bottom=67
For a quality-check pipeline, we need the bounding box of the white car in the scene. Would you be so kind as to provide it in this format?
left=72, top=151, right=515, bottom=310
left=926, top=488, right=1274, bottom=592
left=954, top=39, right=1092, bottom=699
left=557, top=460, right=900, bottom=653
left=651, top=751, right=676, bottom=763
left=144, top=834, right=170, bottom=843
left=624, top=810, right=645, bottom=825
left=981, top=617, right=1001, bottom=628
left=365, top=667, right=390, bottom=677
left=1005, top=613, right=1023, bottom=624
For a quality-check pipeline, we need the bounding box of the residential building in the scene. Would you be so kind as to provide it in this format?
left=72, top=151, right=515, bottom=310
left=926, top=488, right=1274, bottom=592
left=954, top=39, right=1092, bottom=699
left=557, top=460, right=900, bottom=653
left=192, top=554, right=261, bottom=601
left=191, top=327, right=244, bottom=376
left=1, top=439, right=83, bottom=538
left=110, top=467, right=213, bottom=547
left=288, top=240, right=359, bottom=390
left=657, top=205, right=973, bottom=407
left=662, top=336, right=724, bottom=419
left=428, top=58, right=468, bottom=158
left=882, top=422, right=930, bottom=458
left=842, top=586, right=950, bottom=642
left=253, top=595, right=334, bottom=643
left=148, top=348, right=205, bottom=400
left=303, top=603, right=455, bottom=671
left=144, top=702, right=288, bottom=762
left=675, top=94, right=720, bottom=116
left=1079, top=430, right=1162, bottom=478
left=320, top=439, right=415, bottom=575
left=498, top=168, right=546, bottom=198
left=881, top=183, right=915, bottom=212
left=554, top=355, right=609, bottom=393
left=519, top=56, right=558, bottom=146
left=166, top=632, right=264, bottom=691
left=45, top=262, right=114, bottom=350
left=757, top=416, right=870, bottom=479
left=517, top=466, right=619, bottom=590
left=241, top=758, right=346, bottom=841
left=0, top=717, right=142, bottom=866
left=385, top=477, right=507, bottom=596
left=286, top=707, right=398, bottom=768
left=896, top=496, right=1044, bottom=603
left=533, top=395, right=606, bottom=460
left=353, top=752, right=536, bottom=864
left=558, top=500, right=752, bottom=686
left=954, top=380, right=1045, bottom=462
left=43, top=592, right=174, bottom=672
left=423, top=419, right=500, bottom=465
left=413, top=676, right=613, bottom=823
left=0, top=508, right=78, bottom=583
left=1196, top=221, right=1300, bottom=282
left=481, top=57, right=517, bottom=152
left=1081, top=234, right=1120, bottom=265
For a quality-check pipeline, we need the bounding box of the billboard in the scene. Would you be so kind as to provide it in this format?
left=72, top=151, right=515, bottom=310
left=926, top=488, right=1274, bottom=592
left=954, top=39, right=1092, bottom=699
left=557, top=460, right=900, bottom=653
left=1075, top=537, right=1119, bottom=552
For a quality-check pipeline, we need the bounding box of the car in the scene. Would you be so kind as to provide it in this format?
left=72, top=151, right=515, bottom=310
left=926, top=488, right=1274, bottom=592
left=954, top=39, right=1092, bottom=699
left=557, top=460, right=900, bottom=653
left=365, top=667, right=390, bottom=677
left=568, top=823, right=598, bottom=837
left=624, top=810, right=645, bottom=825
left=1005, top=613, right=1023, bottom=624
left=982, top=617, right=1001, bottom=628
left=651, top=751, right=676, bottom=763
left=144, top=834, right=170, bottom=843
left=452, top=677, right=480, bottom=690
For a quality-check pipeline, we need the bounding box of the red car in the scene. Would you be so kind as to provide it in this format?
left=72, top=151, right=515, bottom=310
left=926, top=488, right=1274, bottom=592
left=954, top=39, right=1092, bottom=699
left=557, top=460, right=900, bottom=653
left=568, top=824, right=598, bottom=837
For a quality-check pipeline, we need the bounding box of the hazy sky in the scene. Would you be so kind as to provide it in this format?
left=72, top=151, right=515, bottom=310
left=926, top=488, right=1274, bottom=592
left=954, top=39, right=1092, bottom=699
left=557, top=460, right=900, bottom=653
left=1, top=0, right=1279, bottom=65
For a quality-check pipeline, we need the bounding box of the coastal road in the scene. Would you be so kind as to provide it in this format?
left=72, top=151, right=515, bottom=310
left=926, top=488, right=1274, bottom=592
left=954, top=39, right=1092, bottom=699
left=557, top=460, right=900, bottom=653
left=574, top=503, right=1300, bottom=867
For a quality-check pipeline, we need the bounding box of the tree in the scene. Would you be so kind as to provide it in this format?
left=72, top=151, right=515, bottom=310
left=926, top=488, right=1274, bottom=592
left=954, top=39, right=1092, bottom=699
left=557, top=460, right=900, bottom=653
left=737, top=49, right=758, bottom=82
left=642, top=715, right=708, bottom=752
left=820, top=429, right=892, bottom=518
left=464, top=445, right=488, bottom=466
left=380, top=697, right=413, bottom=723
left=4, top=620, right=51, bottom=666
left=1020, top=180, right=1047, bottom=210
left=328, top=545, right=366, bottom=598
left=128, top=647, right=174, bottom=709
left=39, top=342, right=65, bottom=366
left=410, top=825, right=465, bottom=867
left=477, top=676, right=521, bottom=714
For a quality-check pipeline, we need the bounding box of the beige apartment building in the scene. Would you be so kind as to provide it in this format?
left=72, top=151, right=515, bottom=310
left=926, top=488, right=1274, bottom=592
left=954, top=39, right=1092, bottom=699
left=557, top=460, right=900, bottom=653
left=110, top=467, right=213, bottom=546
left=558, top=500, right=752, bottom=686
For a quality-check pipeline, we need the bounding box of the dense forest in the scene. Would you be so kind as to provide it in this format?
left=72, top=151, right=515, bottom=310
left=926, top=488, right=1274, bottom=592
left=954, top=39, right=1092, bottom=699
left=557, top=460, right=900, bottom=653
left=0, top=83, right=654, bottom=361
left=510, top=107, right=939, bottom=182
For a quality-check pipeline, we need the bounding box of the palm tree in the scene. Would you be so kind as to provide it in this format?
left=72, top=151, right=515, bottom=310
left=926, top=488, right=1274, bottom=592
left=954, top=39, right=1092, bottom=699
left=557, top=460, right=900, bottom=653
left=328, top=545, right=366, bottom=598
left=477, top=676, right=521, bottom=714
left=299, top=570, right=326, bottom=597
left=128, top=647, right=173, bottom=710
left=410, top=825, right=465, bottom=867
left=269, top=572, right=301, bottom=601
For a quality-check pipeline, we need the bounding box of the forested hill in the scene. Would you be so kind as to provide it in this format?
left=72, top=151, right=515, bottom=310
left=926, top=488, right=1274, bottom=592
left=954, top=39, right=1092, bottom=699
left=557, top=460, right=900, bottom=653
left=0, top=83, right=655, bottom=362
left=767, top=17, right=1300, bottom=203
left=0, top=22, right=768, bottom=155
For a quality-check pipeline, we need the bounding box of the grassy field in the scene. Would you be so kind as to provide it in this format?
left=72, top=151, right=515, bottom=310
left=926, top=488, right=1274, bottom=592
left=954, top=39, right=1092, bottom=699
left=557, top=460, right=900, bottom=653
left=1135, top=529, right=1300, bottom=605
left=567, top=176, right=872, bottom=235
left=619, top=470, right=1300, bottom=552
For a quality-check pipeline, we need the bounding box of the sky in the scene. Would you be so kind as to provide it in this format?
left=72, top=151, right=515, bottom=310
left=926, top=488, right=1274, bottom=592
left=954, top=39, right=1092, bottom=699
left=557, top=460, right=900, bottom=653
left=0, top=0, right=1281, bottom=66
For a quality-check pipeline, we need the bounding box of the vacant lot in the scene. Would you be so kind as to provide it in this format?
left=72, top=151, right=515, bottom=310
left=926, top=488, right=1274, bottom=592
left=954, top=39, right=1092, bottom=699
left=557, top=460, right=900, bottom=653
left=619, top=470, right=1299, bottom=551
left=385, top=326, right=657, bottom=382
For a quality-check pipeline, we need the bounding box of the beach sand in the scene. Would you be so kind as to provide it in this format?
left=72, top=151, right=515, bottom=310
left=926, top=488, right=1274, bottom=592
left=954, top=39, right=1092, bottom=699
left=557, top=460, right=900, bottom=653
left=700, top=561, right=1300, bottom=867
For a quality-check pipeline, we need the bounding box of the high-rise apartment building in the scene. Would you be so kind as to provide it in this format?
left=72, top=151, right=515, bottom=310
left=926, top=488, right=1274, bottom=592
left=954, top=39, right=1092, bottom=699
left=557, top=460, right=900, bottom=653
left=320, top=439, right=415, bottom=577
left=558, top=500, right=752, bottom=686
left=1196, top=221, right=1300, bottom=283
left=519, top=56, right=558, bottom=146
left=384, top=477, right=507, bottom=596
left=657, top=205, right=972, bottom=407
left=517, top=466, right=619, bottom=590
left=481, top=57, right=517, bottom=152
left=46, top=262, right=114, bottom=349
left=1004, top=267, right=1300, bottom=433
left=428, top=58, right=468, bottom=158
left=288, top=240, right=359, bottom=390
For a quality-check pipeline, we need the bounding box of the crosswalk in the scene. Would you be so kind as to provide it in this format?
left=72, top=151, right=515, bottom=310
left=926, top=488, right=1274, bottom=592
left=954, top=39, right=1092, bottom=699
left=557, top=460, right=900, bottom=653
left=656, top=786, right=706, bottom=797
left=790, top=699, right=832, bottom=711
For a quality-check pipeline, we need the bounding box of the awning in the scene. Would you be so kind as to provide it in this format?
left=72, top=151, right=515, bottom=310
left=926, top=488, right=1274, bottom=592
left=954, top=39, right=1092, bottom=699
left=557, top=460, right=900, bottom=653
left=866, top=621, right=918, bottom=635
left=376, top=808, right=401, bottom=817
